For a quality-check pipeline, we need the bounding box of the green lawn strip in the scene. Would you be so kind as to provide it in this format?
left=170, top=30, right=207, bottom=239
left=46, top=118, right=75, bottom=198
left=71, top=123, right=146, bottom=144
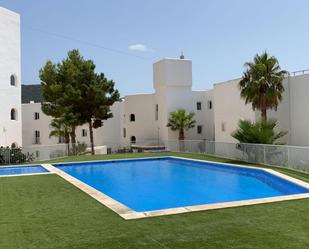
left=1, top=174, right=309, bottom=248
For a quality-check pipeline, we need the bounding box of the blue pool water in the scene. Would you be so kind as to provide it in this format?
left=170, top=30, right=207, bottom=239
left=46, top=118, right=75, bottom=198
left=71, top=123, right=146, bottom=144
left=0, top=165, right=49, bottom=176
left=55, top=158, right=309, bottom=212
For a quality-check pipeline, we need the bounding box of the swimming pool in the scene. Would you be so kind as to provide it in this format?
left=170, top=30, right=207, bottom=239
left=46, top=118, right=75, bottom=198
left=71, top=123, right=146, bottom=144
left=0, top=165, right=49, bottom=176
left=55, top=157, right=309, bottom=212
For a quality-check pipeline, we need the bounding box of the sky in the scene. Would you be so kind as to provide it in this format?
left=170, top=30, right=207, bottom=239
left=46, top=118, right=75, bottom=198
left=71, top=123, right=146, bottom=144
left=1, top=0, right=309, bottom=95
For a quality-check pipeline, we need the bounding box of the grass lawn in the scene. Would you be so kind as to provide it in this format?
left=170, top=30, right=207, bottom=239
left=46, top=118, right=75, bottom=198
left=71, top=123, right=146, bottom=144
left=1, top=152, right=309, bottom=248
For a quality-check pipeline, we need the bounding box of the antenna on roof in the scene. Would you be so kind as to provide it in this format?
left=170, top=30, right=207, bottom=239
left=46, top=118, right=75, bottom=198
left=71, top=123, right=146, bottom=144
left=180, top=51, right=185, bottom=59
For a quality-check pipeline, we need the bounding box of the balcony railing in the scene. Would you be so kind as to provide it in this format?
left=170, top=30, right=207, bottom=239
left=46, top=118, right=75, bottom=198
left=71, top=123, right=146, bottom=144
left=289, top=69, right=309, bottom=77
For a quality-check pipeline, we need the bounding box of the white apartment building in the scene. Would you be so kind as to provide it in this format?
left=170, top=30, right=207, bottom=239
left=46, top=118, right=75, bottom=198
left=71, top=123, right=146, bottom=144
left=0, top=7, right=22, bottom=147
left=2, top=6, right=309, bottom=155
left=213, top=74, right=309, bottom=147
left=21, top=58, right=215, bottom=149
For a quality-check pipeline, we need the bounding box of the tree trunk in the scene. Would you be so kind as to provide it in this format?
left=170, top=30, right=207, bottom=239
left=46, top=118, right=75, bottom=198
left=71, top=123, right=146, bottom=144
left=64, top=132, right=70, bottom=155
left=178, top=128, right=185, bottom=152
left=88, top=121, right=95, bottom=155
left=261, top=109, right=267, bottom=121
left=179, top=128, right=185, bottom=140
left=70, top=126, right=76, bottom=155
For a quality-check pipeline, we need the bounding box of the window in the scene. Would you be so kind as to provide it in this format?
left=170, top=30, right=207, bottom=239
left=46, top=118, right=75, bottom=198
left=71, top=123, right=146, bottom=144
left=58, top=136, right=65, bottom=144
left=197, top=125, right=203, bottom=134
left=130, top=136, right=136, bottom=144
left=82, top=129, right=87, bottom=137
left=155, top=104, right=159, bottom=120
left=123, top=128, right=126, bottom=138
left=34, top=130, right=40, bottom=144
left=10, top=109, right=17, bottom=120
left=10, top=75, right=16, bottom=86
left=11, top=142, right=17, bottom=148
left=208, top=101, right=213, bottom=110
left=130, top=114, right=135, bottom=122
left=221, top=122, right=226, bottom=132
left=196, top=102, right=202, bottom=110
left=34, top=112, right=40, bottom=120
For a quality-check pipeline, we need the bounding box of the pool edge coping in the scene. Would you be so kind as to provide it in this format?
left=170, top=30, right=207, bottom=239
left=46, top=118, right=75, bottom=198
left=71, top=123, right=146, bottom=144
left=41, top=156, right=309, bottom=220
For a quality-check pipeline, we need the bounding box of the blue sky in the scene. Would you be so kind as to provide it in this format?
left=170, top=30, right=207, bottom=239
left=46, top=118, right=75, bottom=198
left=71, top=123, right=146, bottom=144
left=2, top=0, right=309, bottom=95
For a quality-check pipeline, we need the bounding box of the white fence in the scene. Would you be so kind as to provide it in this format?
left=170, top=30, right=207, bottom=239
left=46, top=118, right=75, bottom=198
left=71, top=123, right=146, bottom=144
left=2, top=139, right=309, bottom=174
left=22, top=144, right=69, bottom=162
left=19, top=142, right=124, bottom=163
left=165, top=140, right=309, bottom=173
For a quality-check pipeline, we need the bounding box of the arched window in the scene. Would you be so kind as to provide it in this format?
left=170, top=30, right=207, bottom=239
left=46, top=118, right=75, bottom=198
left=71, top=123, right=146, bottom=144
left=10, top=109, right=17, bottom=120
left=10, top=75, right=17, bottom=86
left=11, top=142, right=17, bottom=149
left=130, top=114, right=135, bottom=122
left=130, top=136, right=136, bottom=144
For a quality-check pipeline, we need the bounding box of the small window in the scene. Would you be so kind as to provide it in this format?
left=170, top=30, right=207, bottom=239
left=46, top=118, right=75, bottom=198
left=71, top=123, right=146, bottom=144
left=11, top=142, right=17, bottom=149
left=82, top=129, right=87, bottom=137
left=58, top=136, right=65, bottom=144
left=123, top=128, right=126, bottom=138
left=10, top=109, right=17, bottom=120
left=197, top=102, right=202, bottom=110
left=197, top=125, right=203, bottom=134
left=155, top=104, right=159, bottom=121
left=10, top=75, right=17, bottom=86
left=34, top=130, right=40, bottom=144
left=208, top=101, right=213, bottom=110
left=221, top=122, right=226, bottom=132
left=34, top=112, right=40, bottom=120
left=130, top=136, right=136, bottom=144
left=130, top=114, right=135, bottom=122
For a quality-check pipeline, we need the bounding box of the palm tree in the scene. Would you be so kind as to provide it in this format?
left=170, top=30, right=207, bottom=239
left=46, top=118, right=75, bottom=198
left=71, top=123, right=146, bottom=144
left=167, top=109, right=196, bottom=140
left=239, top=52, right=288, bottom=121
left=231, top=119, right=287, bottom=145
left=232, top=119, right=288, bottom=162
left=49, top=118, right=71, bottom=151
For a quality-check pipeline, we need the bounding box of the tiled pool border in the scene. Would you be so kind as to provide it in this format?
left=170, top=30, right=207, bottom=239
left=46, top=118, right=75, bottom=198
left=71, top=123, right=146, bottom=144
left=41, top=156, right=309, bottom=220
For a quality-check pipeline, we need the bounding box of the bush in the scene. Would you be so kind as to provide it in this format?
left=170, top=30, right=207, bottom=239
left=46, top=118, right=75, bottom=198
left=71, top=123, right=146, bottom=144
left=0, top=146, right=32, bottom=165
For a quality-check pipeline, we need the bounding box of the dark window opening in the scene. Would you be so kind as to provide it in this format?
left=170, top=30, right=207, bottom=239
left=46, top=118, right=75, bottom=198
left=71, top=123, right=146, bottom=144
left=197, top=102, right=202, bottom=110
left=130, top=114, right=135, bottom=122
left=130, top=136, right=136, bottom=144
left=155, top=104, right=159, bottom=121
left=11, top=109, right=17, bottom=120
left=34, top=112, right=40, bottom=120
left=34, top=130, right=40, bottom=144
left=197, top=125, right=203, bottom=134
left=82, top=129, right=87, bottom=137
left=10, top=75, right=16, bottom=86
left=208, top=101, right=213, bottom=110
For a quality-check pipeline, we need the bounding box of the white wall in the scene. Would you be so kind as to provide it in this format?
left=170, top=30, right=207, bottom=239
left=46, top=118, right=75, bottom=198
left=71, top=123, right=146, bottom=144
left=213, top=79, right=255, bottom=143
left=192, top=90, right=215, bottom=141
left=22, top=102, right=122, bottom=150
left=266, top=78, right=291, bottom=144
left=120, top=94, right=157, bottom=146
left=153, top=58, right=215, bottom=141
left=289, top=74, right=309, bottom=146
left=0, top=7, right=22, bottom=147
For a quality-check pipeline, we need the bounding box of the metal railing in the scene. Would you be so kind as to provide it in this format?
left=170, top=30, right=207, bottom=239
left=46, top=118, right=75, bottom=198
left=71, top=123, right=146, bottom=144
left=2, top=139, right=309, bottom=174
left=289, top=69, right=309, bottom=77
left=165, top=140, right=309, bottom=173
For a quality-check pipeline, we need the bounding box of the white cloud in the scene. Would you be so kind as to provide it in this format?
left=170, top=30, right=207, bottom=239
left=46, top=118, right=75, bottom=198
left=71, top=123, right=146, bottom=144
left=128, top=44, right=151, bottom=52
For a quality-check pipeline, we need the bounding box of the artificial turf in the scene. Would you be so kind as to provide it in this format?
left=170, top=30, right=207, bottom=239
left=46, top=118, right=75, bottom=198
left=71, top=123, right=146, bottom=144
left=1, top=152, right=309, bottom=248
